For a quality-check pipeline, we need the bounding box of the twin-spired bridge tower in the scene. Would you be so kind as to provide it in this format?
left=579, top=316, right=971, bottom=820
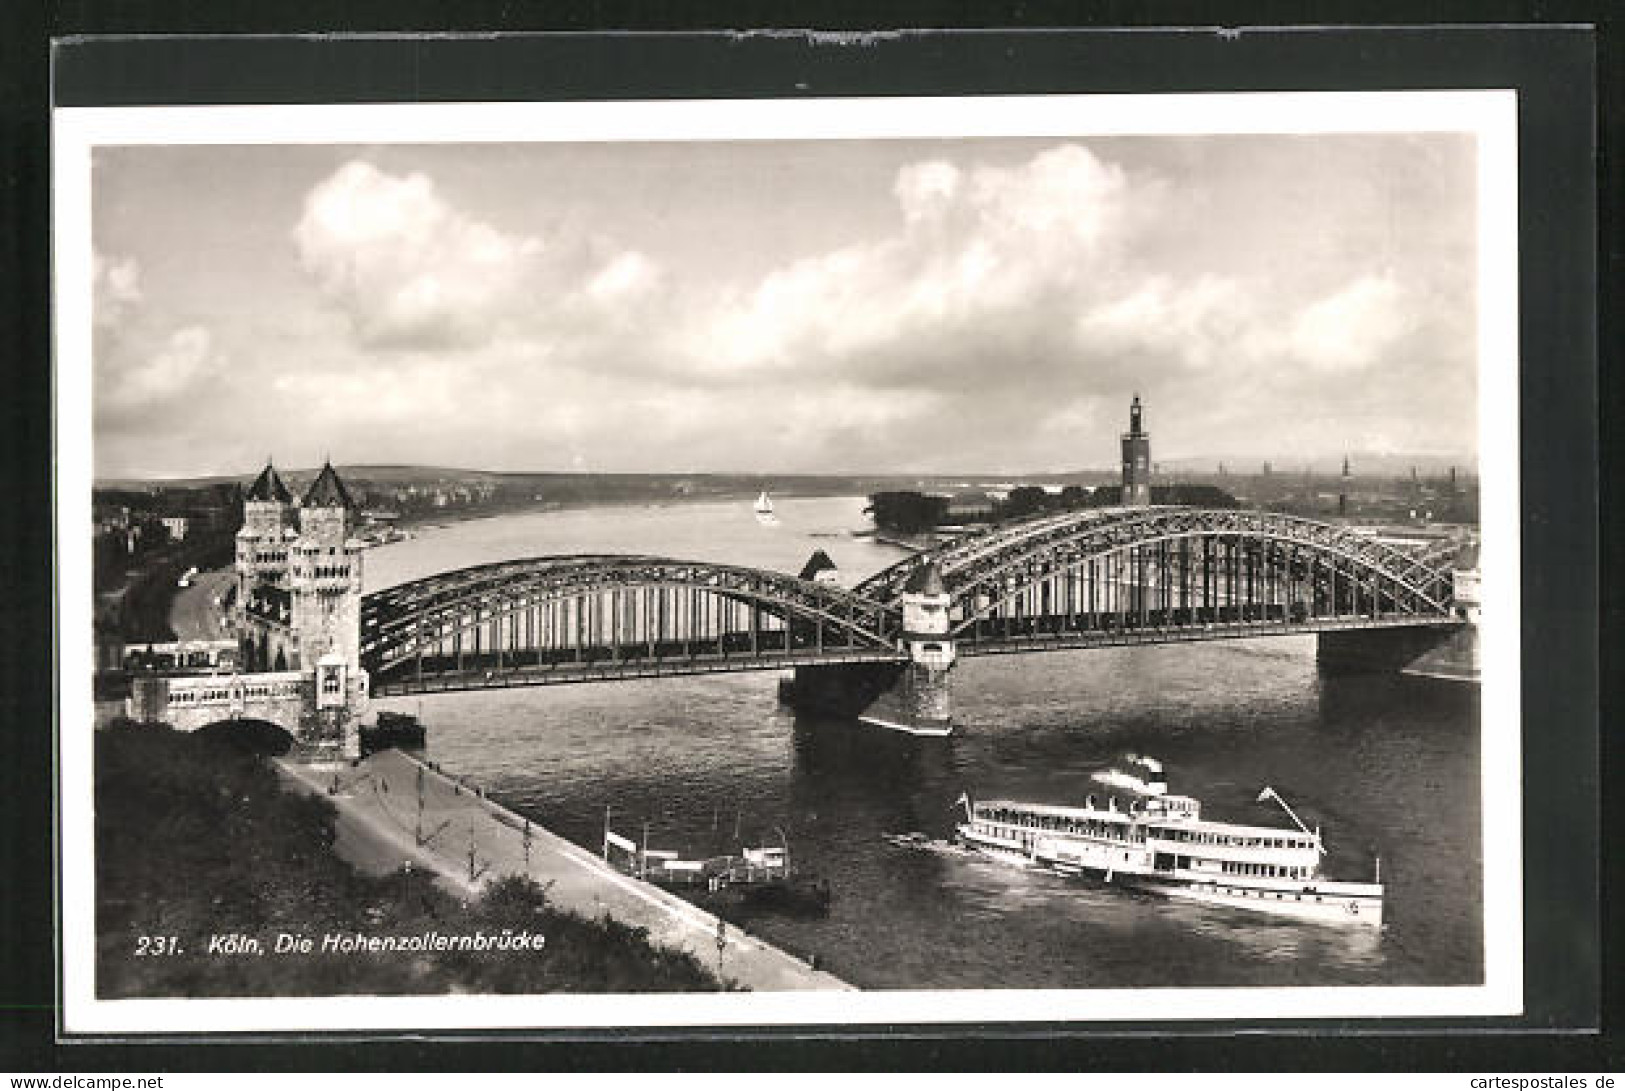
left=151, top=397, right=1466, bottom=753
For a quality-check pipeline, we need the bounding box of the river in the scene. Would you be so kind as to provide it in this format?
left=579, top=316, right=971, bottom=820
left=365, top=495, right=1483, bottom=990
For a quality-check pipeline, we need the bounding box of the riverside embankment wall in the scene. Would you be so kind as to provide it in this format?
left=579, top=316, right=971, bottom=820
left=276, top=749, right=852, bottom=992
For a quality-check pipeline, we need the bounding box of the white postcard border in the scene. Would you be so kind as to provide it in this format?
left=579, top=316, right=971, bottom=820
left=54, top=90, right=1522, bottom=1034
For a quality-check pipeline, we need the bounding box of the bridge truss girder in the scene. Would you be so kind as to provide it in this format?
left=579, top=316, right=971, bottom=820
left=948, top=530, right=1451, bottom=644
left=860, top=507, right=1456, bottom=621
left=361, top=555, right=900, bottom=683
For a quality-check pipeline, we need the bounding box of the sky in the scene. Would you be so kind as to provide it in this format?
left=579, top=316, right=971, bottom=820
left=89, top=133, right=1479, bottom=479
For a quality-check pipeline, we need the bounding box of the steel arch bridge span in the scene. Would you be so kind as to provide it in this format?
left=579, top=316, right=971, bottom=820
left=859, top=507, right=1458, bottom=647
left=865, top=508, right=1455, bottom=606
left=361, top=555, right=903, bottom=695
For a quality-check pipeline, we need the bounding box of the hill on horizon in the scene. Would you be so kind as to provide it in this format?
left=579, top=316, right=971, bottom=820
left=94, top=449, right=1477, bottom=491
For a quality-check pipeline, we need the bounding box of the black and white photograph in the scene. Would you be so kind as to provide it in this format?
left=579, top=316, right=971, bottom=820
left=54, top=85, right=1525, bottom=1034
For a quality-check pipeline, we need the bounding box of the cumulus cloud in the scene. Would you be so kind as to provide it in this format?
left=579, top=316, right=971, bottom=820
left=586, top=250, right=660, bottom=304
left=894, top=160, right=961, bottom=223
left=1076, top=274, right=1253, bottom=373
left=294, top=160, right=676, bottom=359
left=290, top=149, right=1445, bottom=423
left=690, top=143, right=1143, bottom=393
left=1285, top=273, right=1416, bottom=372
left=95, top=137, right=1476, bottom=476
left=104, top=325, right=217, bottom=409
left=729, top=143, right=1464, bottom=466
left=966, top=143, right=1132, bottom=251
left=93, top=252, right=142, bottom=326
left=294, top=161, right=546, bottom=349
left=92, top=253, right=230, bottom=429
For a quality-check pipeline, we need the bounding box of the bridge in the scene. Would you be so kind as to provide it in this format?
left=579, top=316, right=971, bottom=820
left=360, top=505, right=1469, bottom=734
left=361, top=554, right=904, bottom=690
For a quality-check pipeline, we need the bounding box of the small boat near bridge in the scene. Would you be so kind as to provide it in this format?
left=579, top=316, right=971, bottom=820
left=602, top=813, right=831, bottom=918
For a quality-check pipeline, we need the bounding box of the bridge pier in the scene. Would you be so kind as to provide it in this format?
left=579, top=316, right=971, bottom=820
left=780, top=660, right=954, bottom=736
left=779, top=559, right=957, bottom=736
left=1316, top=626, right=1461, bottom=674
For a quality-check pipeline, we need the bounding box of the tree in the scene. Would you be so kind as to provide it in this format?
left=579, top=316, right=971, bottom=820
left=867, top=491, right=949, bottom=535
left=1153, top=484, right=1240, bottom=509
left=1001, top=486, right=1050, bottom=519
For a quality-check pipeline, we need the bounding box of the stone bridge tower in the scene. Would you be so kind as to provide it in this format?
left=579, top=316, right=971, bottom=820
left=897, top=561, right=955, bottom=731
left=234, top=461, right=296, bottom=669
left=223, top=459, right=368, bottom=758
left=289, top=462, right=369, bottom=754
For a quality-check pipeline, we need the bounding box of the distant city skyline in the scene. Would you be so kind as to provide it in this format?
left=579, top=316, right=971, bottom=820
left=91, top=133, right=1480, bottom=479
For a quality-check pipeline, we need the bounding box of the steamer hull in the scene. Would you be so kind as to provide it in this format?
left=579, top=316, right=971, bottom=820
left=1128, top=875, right=1384, bottom=926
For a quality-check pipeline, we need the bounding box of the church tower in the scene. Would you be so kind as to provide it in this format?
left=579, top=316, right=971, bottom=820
left=1121, top=394, right=1152, bottom=506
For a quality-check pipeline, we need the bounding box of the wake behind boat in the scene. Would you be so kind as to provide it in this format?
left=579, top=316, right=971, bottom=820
left=882, top=831, right=978, bottom=859
left=954, top=757, right=1384, bottom=926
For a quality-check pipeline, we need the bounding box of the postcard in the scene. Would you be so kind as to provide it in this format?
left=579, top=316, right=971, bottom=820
left=55, top=82, right=1522, bottom=1035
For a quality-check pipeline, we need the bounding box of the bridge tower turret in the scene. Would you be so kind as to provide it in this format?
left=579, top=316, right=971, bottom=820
left=1121, top=394, right=1152, bottom=506
left=780, top=558, right=959, bottom=735
left=235, top=462, right=294, bottom=595
left=233, top=461, right=296, bottom=670
left=289, top=461, right=368, bottom=757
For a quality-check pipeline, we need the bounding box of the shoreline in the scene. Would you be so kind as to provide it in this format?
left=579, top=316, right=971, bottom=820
left=92, top=722, right=732, bottom=998
left=870, top=530, right=937, bottom=552
left=276, top=749, right=853, bottom=992
left=389, top=487, right=871, bottom=535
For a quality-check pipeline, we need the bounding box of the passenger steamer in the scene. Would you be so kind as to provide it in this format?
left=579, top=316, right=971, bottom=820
left=956, top=756, right=1384, bottom=926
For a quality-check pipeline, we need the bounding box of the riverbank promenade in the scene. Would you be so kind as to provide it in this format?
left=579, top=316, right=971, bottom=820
left=275, top=749, right=853, bottom=992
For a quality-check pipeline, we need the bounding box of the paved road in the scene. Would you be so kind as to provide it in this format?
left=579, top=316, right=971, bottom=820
left=277, top=749, right=852, bottom=992
left=168, top=567, right=235, bottom=641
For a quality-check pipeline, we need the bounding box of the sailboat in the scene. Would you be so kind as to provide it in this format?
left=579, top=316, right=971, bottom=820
left=754, top=490, right=778, bottom=525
